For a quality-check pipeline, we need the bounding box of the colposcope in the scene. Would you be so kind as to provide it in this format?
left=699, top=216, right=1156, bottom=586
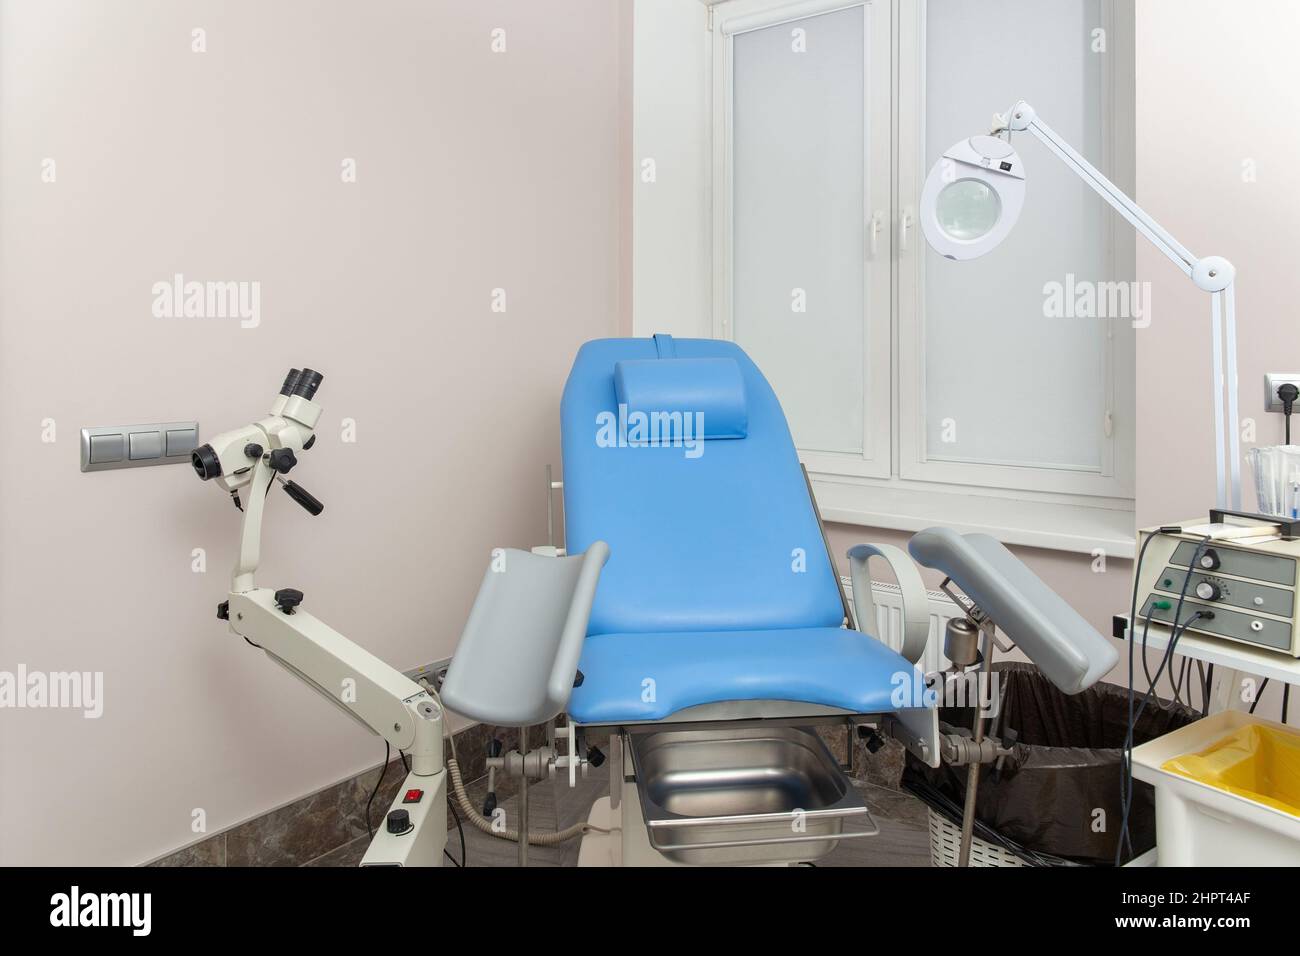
left=192, top=368, right=607, bottom=866
left=192, top=367, right=326, bottom=526
left=192, top=367, right=450, bottom=865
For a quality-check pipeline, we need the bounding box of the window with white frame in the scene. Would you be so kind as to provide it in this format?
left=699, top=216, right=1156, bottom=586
left=702, top=0, right=1136, bottom=553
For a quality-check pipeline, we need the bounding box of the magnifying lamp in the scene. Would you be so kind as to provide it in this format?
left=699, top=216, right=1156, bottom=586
left=920, top=134, right=1025, bottom=260
left=920, top=99, right=1242, bottom=510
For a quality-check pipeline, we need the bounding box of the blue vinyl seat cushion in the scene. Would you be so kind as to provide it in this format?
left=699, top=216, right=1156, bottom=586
left=567, top=625, right=924, bottom=724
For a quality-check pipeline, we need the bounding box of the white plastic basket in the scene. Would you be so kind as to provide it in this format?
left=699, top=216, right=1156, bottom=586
left=1131, top=709, right=1300, bottom=866
left=926, top=808, right=1028, bottom=867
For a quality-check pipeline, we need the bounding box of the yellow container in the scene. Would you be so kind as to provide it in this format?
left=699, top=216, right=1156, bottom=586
left=1131, top=710, right=1300, bottom=865
left=1162, top=723, right=1300, bottom=817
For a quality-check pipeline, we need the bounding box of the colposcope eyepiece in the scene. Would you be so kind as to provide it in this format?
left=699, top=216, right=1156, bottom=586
left=291, top=368, right=324, bottom=400
left=191, top=443, right=222, bottom=481
left=279, top=368, right=303, bottom=396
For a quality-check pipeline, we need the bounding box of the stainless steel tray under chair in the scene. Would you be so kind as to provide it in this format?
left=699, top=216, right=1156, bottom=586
left=627, top=725, right=876, bottom=865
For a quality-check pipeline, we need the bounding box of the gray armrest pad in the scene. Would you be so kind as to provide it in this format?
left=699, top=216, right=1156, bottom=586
left=908, top=527, right=1117, bottom=694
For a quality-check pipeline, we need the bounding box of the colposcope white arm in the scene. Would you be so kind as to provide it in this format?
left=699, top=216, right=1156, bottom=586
left=224, top=583, right=448, bottom=867
left=998, top=100, right=1241, bottom=510
left=199, top=369, right=447, bottom=865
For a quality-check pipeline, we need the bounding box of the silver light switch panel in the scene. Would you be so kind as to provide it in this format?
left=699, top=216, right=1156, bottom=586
left=81, top=421, right=199, bottom=473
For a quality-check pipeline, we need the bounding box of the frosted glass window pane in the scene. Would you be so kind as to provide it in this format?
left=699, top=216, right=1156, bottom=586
left=732, top=5, right=865, bottom=456
left=925, top=0, right=1107, bottom=471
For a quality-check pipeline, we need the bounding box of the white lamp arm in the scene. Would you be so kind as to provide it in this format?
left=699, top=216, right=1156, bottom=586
left=999, top=101, right=1210, bottom=279
left=998, top=99, right=1241, bottom=510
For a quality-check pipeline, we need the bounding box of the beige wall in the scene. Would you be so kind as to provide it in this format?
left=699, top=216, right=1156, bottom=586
left=0, top=0, right=630, bottom=865
left=1135, top=0, right=1300, bottom=526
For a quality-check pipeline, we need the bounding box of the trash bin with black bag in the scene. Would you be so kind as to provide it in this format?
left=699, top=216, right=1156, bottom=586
left=901, top=661, right=1198, bottom=866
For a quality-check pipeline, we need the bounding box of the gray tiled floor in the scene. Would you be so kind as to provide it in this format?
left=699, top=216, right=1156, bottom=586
left=308, top=771, right=933, bottom=868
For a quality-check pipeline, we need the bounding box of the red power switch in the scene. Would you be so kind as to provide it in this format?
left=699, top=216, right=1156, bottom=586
left=402, top=788, right=424, bottom=804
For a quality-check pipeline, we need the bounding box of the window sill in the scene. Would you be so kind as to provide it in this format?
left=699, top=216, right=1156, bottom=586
left=810, top=474, right=1136, bottom=559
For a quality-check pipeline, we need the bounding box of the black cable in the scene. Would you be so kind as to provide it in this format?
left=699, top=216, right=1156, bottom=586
left=1284, top=685, right=1291, bottom=725
left=365, top=741, right=392, bottom=841
left=1201, top=663, right=1214, bottom=718
left=1172, top=657, right=1188, bottom=706
left=1139, top=612, right=1159, bottom=688
left=1121, top=529, right=1174, bottom=859
left=1134, top=614, right=1204, bottom=726
left=1117, top=530, right=1208, bottom=865
left=1117, top=609, right=1205, bottom=865
left=1119, top=610, right=1152, bottom=863
left=1120, top=531, right=1160, bottom=861
left=1249, top=677, right=1270, bottom=715
left=399, top=749, right=411, bottom=774
left=1282, top=383, right=1297, bottom=444
left=444, top=800, right=467, bottom=868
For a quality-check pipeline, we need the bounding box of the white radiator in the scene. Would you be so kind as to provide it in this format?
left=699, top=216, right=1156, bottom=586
left=841, top=576, right=963, bottom=676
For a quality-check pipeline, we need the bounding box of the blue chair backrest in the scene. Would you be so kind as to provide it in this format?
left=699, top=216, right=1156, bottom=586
left=560, top=336, right=844, bottom=636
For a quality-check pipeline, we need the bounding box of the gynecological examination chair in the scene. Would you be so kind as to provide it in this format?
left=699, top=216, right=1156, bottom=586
left=442, top=335, right=1119, bottom=866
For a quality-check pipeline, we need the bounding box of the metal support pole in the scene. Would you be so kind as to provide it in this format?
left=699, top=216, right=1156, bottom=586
left=957, top=629, right=995, bottom=867
left=517, top=725, right=529, bottom=867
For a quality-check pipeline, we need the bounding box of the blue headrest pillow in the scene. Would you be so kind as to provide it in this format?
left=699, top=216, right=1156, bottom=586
left=613, top=357, right=748, bottom=440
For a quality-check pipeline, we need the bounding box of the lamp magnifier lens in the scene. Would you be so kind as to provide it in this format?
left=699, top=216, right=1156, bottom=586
left=935, top=179, right=1002, bottom=241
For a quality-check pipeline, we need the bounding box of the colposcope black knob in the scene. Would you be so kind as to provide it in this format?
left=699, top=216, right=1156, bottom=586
left=244, top=443, right=263, bottom=460
left=487, top=738, right=503, bottom=758
left=268, top=448, right=297, bottom=474
left=282, top=480, right=324, bottom=516
left=274, top=588, right=304, bottom=613
left=587, top=746, right=606, bottom=768
left=386, top=809, right=411, bottom=834
left=482, top=793, right=497, bottom=816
